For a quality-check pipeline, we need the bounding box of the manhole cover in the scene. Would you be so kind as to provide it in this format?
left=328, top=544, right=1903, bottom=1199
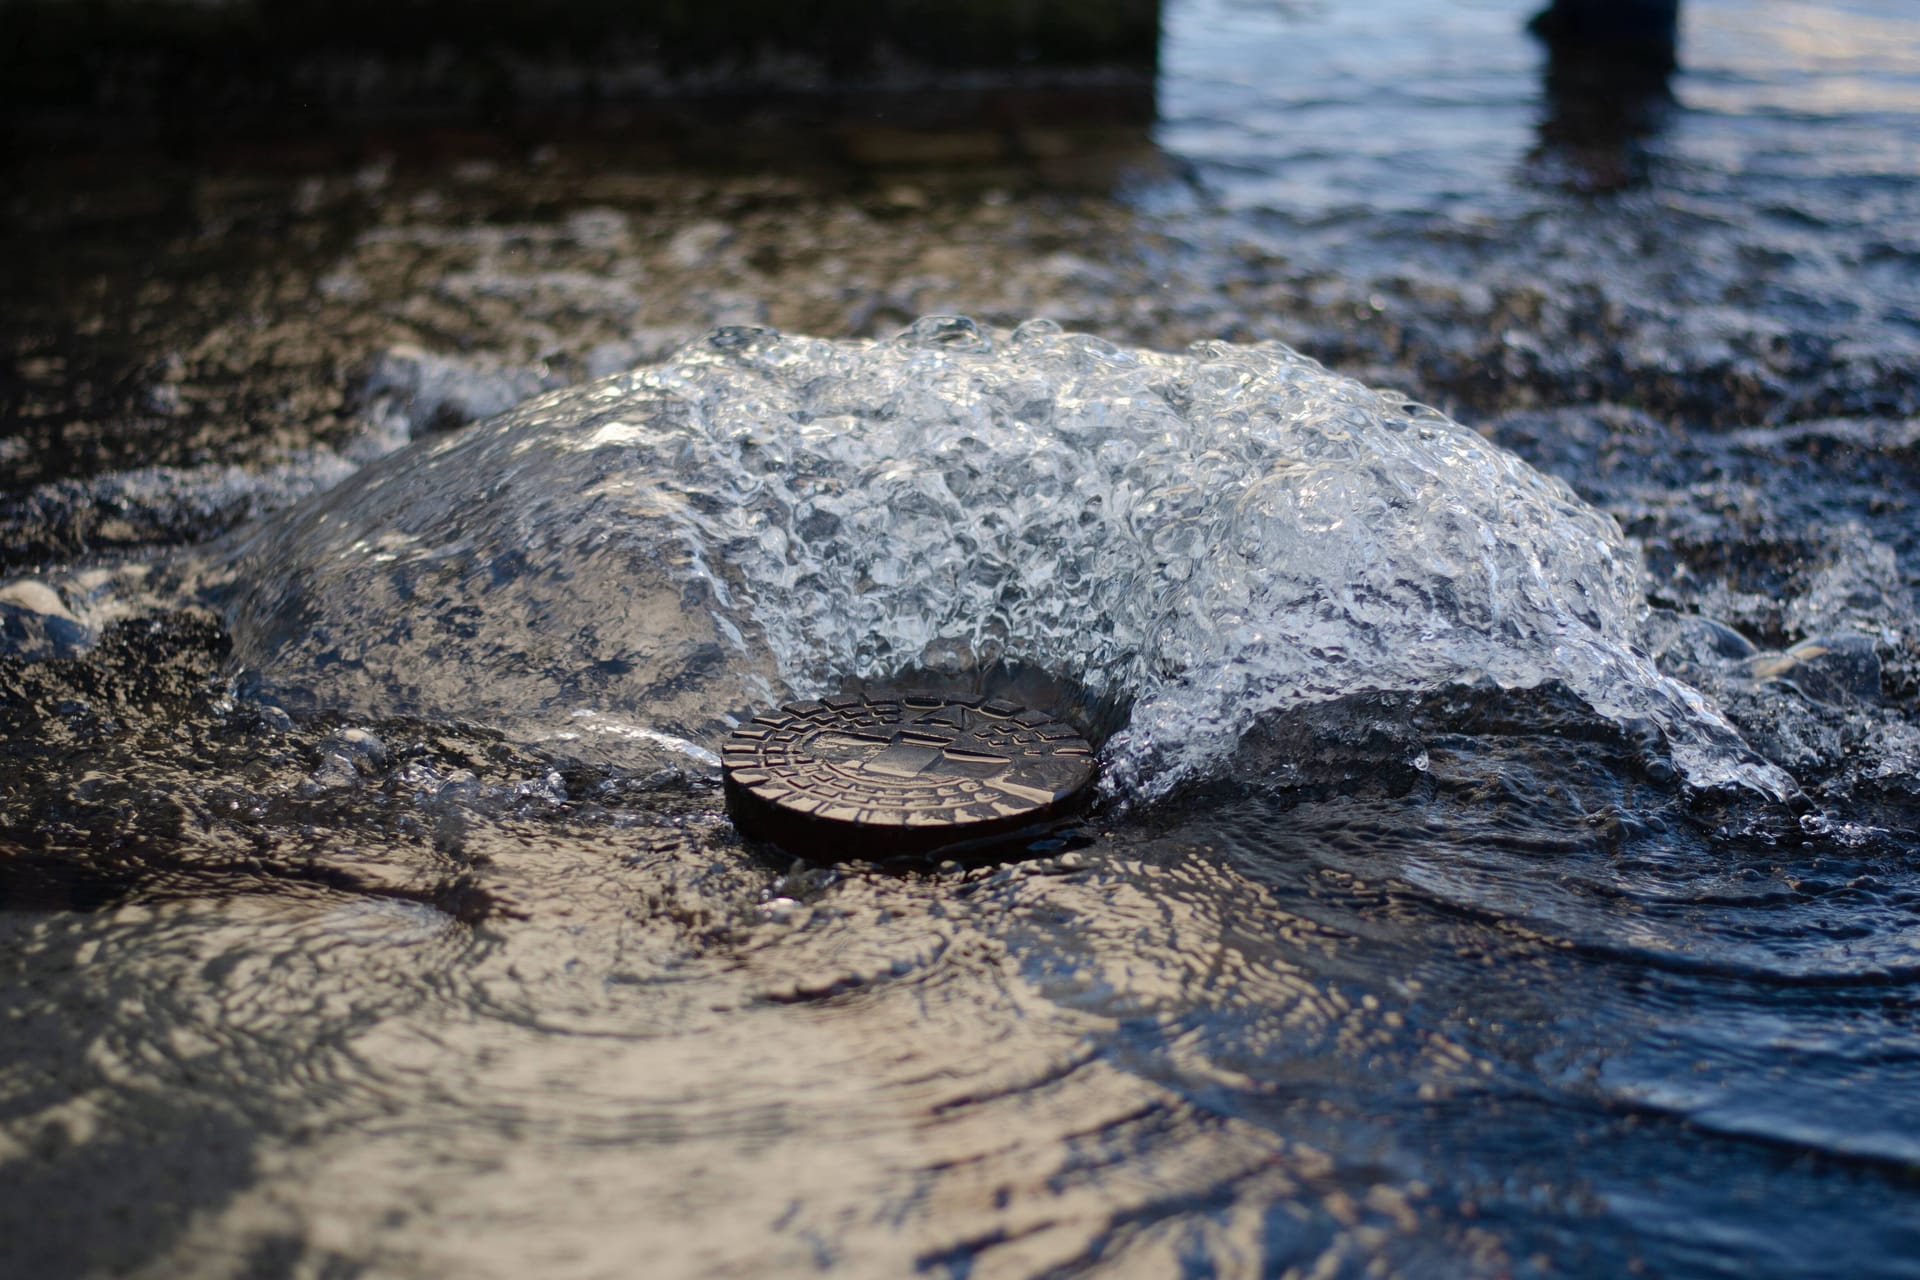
left=722, top=693, right=1097, bottom=860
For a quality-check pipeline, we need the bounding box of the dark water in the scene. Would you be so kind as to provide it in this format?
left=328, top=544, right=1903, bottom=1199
left=5, top=1, right=1920, bottom=1276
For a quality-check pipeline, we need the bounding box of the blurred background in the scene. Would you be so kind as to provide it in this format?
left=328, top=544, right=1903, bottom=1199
left=6, top=0, right=1911, bottom=546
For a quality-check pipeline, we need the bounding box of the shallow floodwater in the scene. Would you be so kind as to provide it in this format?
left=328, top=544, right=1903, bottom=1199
left=6, top=1, right=1920, bottom=1277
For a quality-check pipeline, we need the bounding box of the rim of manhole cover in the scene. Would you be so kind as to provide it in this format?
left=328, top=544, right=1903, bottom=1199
left=722, top=692, right=1097, bottom=861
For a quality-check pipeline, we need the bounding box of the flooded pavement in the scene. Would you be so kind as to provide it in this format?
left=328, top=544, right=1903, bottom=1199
left=5, top=0, right=1920, bottom=1276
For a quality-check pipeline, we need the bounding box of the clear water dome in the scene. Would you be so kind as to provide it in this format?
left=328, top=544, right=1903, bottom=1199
left=228, top=317, right=1794, bottom=802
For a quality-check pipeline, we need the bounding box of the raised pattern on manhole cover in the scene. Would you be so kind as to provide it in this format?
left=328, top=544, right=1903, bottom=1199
left=722, top=693, right=1096, bottom=859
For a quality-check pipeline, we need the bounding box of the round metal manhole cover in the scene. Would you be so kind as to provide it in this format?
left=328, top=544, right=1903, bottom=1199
left=722, top=693, right=1097, bottom=861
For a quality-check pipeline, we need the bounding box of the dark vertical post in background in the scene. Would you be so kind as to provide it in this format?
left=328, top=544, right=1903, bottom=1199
left=1529, top=0, right=1680, bottom=62
left=1528, top=0, right=1680, bottom=191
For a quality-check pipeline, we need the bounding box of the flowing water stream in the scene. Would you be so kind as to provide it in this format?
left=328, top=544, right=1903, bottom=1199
left=5, top=1, right=1920, bottom=1276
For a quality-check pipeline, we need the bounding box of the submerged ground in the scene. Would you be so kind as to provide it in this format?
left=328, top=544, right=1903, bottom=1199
left=4, top=1, right=1920, bottom=1275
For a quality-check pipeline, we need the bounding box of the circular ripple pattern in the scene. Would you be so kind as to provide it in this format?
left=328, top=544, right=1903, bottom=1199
left=722, top=693, right=1096, bottom=860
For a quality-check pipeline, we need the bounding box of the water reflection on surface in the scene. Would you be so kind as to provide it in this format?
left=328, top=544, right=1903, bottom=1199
left=1693, top=0, right=1920, bottom=116
left=5, top=0, right=1920, bottom=1276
